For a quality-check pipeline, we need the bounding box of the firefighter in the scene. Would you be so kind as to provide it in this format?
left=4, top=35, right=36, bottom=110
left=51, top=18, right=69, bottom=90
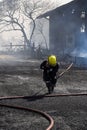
left=40, top=55, right=59, bottom=94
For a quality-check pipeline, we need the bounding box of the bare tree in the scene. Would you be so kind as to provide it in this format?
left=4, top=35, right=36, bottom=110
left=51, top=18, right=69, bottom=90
left=22, top=0, right=51, bottom=46
left=0, top=0, right=30, bottom=48
left=0, top=0, right=53, bottom=49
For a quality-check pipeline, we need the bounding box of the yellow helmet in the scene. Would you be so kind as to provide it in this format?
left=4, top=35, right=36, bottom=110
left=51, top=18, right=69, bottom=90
left=48, top=55, right=57, bottom=66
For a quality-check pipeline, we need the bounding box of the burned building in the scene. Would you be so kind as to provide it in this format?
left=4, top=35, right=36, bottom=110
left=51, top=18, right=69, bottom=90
left=38, top=0, right=87, bottom=66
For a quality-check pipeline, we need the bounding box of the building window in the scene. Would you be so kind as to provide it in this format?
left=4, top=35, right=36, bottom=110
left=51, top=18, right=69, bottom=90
left=81, top=11, right=85, bottom=18
left=80, top=23, right=85, bottom=32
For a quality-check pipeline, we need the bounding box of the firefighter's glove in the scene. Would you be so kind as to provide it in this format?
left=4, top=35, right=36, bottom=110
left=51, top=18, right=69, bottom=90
left=54, top=76, right=57, bottom=80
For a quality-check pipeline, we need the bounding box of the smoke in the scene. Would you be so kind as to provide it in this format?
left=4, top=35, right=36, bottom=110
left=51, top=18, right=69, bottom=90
left=73, top=32, right=87, bottom=57
left=71, top=32, right=87, bottom=67
left=71, top=49, right=87, bottom=58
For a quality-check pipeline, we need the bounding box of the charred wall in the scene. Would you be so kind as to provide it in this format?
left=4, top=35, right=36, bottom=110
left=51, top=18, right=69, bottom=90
left=49, top=0, right=87, bottom=62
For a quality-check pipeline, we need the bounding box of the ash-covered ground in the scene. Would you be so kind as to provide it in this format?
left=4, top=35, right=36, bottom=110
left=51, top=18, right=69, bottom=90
left=0, top=55, right=87, bottom=130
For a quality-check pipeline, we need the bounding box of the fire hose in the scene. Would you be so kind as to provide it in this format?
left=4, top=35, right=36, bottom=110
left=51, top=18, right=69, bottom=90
left=0, top=62, right=87, bottom=130
left=0, top=92, right=87, bottom=130
left=57, top=62, right=73, bottom=78
left=0, top=103, right=54, bottom=130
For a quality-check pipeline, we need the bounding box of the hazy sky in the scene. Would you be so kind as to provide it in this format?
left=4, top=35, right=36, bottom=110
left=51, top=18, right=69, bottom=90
left=46, top=0, right=73, bottom=7
left=44, top=0, right=73, bottom=12
left=52, top=0, right=73, bottom=4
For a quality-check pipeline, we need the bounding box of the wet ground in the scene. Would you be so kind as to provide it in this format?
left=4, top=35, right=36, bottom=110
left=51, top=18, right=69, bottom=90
left=0, top=55, right=87, bottom=130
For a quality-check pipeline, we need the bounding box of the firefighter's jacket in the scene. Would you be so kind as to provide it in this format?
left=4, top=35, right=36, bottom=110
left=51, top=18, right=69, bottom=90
left=40, top=60, right=59, bottom=83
